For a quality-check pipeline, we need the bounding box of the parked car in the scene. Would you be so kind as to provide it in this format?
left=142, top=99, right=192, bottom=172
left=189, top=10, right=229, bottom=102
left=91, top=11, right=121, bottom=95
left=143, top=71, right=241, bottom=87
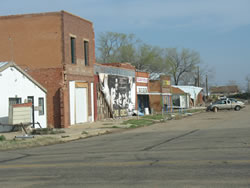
left=206, top=98, right=245, bottom=112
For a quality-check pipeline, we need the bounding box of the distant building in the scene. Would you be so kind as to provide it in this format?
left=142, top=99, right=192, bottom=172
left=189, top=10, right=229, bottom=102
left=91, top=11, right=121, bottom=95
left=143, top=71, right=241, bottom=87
left=136, top=71, right=150, bottom=115
left=171, top=87, right=190, bottom=109
left=210, top=85, right=239, bottom=97
left=149, top=76, right=172, bottom=113
left=171, top=86, right=204, bottom=107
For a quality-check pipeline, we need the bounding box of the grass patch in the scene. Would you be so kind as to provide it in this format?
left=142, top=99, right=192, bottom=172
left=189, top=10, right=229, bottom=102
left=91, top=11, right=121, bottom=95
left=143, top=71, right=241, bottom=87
left=0, top=135, right=6, bottom=141
left=129, top=125, right=137, bottom=128
left=123, top=119, right=154, bottom=128
left=102, top=123, right=113, bottom=126
left=31, top=128, right=65, bottom=135
left=111, top=126, right=119, bottom=128
left=142, top=114, right=164, bottom=120
left=185, top=109, right=205, bottom=113
left=82, top=131, right=88, bottom=135
left=0, top=137, right=61, bottom=151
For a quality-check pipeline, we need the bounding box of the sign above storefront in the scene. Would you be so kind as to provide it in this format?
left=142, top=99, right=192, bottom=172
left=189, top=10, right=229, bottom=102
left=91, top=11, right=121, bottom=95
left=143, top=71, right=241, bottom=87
left=137, top=86, right=148, bottom=94
left=136, top=77, right=148, bottom=83
left=162, top=80, right=171, bottom=88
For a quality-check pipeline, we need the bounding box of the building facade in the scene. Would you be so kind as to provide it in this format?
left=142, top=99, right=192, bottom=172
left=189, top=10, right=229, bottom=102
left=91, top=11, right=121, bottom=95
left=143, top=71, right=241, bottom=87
left=0, top=62, right=47, bottom=128
left=136, top=71, right=150, bottom=115
left=149, top=75, right=172, bottom=113
left=94, top=63, right=136, bottom=120
left=0, top=11, right=95, bottom=128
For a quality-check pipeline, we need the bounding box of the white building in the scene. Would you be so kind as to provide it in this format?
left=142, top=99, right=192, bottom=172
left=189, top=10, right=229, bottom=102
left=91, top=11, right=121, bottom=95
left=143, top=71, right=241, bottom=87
left=0, top=62, right=47, bottom=128
left=172, top=85, right=203, bottom=107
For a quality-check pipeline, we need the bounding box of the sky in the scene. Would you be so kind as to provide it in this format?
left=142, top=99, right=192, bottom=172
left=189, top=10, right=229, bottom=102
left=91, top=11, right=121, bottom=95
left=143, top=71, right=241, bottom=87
left=1, top=0, right=250, bottom=89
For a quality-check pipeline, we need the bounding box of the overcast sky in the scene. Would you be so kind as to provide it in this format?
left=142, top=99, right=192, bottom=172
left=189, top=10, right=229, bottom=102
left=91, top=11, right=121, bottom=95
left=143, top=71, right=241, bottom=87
left=1, top=0, right=250, bottom=88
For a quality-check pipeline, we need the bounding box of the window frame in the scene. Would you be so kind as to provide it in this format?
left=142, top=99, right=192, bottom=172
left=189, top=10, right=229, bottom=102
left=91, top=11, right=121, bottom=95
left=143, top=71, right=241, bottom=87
left=38, top=97, right=45, bottom=116
left=83, top=40, right=89, bottom=66
left=70, top=36, right=76, bottom=64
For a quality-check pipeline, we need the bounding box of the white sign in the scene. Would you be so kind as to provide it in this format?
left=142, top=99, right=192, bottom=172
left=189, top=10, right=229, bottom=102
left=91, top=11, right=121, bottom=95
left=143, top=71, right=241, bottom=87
left=136, top=77, right=148, bottom=83
left=137, top=86, right=148, bottom=94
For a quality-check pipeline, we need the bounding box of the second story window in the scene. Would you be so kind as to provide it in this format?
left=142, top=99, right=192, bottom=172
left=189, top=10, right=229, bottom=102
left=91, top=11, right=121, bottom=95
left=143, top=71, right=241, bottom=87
left=71, top=37, right=76, bottom=64
left=84, top=40, right=89, bottom=66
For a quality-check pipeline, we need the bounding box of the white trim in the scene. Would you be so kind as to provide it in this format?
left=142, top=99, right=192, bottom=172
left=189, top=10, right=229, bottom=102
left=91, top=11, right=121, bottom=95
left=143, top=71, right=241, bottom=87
left=69, top=81, right=75, bottom=125
left=91, top=82, right=94, bottom=122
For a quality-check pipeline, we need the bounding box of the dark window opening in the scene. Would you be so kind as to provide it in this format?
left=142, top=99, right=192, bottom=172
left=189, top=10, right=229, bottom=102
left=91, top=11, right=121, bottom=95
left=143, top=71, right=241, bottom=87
left=71, top=37, right=76, bottom=64
left=84, top=40, right=89, bottom=66
left=9, top=97, right=22, bottom=105
left=38, top=97, right=44, bottom=116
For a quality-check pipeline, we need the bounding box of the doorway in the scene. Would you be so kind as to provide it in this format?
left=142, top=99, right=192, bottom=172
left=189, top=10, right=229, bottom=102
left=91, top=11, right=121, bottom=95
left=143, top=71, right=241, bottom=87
left=75, top=87, right=88, bottom=123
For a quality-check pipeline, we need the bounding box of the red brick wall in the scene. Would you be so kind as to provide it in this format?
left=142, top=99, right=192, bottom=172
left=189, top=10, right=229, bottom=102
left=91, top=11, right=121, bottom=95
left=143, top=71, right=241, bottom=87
left=62, top=11, right=95, bottom=77
left=149, top=80, right=161, bottom=92
left=27, top=68, right=63, bottom=128
left=0, top=12, right=63, bottom=68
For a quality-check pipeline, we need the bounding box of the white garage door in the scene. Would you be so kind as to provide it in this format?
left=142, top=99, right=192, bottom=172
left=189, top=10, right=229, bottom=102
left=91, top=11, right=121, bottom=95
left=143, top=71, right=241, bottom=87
left=75, top=87, right=88, bottom=123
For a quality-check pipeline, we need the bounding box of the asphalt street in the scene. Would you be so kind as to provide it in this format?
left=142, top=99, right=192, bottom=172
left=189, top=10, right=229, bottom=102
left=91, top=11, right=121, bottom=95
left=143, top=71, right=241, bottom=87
left=0, top=107, right=250, bottom=188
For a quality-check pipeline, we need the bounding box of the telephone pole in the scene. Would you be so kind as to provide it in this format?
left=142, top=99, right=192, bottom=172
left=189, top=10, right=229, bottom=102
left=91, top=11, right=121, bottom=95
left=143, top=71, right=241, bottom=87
left=197, top=66, right=200, bottom=87
left=206, top=75, right=208, bottom=100
left=248, top=80, right=250, bottom=93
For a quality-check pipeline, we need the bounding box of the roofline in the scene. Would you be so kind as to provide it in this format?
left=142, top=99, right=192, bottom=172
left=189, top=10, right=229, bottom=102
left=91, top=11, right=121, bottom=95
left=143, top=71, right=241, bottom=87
left=94, top=63, right=136, bottom=71
left=0, top=10, right=93, bottom=24
left=172, top=85, right=203, bottom=90
left=61, top=10, right=93, bottom=24
left=0, top=11, right=60, bottom=20
left=0, top=62, right=47, bottom=93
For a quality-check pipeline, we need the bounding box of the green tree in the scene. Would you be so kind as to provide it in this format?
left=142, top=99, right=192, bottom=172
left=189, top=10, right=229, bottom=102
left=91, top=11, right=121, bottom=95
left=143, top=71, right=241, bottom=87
left=133, top=43, right=165, bottom=74
left=96, top=32, right=165, bottom=75
left=96, top=32, right=137, bottom=63
left=96, top=32, right=205, bottom=83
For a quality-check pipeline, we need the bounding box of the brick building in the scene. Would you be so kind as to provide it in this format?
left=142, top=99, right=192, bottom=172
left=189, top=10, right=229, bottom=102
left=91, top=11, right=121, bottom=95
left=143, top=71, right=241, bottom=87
left=136, top=71, right=150, bottom=115
left=0, top=11, right=95, bottom=128
left=149, top=75, right=172, bottom=113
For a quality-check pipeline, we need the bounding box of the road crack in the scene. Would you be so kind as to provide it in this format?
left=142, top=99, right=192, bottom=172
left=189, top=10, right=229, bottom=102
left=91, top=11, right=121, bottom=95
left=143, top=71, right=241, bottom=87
left=142, top=129, right=199, bottom=151
left=0, top=153, right=32, bottom=164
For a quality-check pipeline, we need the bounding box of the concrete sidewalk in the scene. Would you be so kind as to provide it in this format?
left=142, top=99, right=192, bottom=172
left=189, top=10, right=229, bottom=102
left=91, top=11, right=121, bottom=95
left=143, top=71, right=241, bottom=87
left=0, top=109, right=207, bottom=150
left=1, top=117, right=134, bottom=142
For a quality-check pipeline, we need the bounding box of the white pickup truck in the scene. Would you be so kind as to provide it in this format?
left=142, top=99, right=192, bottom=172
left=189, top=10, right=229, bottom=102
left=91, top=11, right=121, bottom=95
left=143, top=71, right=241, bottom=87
left=207, top=98, right=245, bottom=112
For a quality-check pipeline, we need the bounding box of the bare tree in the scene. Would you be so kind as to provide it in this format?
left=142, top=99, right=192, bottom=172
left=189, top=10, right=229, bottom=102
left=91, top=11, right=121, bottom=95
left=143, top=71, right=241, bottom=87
left=165, top=48, right=201, bottom=85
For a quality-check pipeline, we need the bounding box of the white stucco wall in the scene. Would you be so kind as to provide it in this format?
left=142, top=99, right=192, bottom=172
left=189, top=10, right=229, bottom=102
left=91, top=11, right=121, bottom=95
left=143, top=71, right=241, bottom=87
left=69, top=81, right=75, bottom=125
left=0, top=66, right=47, bottom=128
left=179, top=95, right=190, bottom=109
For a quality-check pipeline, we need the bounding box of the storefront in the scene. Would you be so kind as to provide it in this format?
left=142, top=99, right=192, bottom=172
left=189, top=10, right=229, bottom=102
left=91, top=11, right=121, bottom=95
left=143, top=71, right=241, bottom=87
left=136, top=72, right=150, bottom=115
